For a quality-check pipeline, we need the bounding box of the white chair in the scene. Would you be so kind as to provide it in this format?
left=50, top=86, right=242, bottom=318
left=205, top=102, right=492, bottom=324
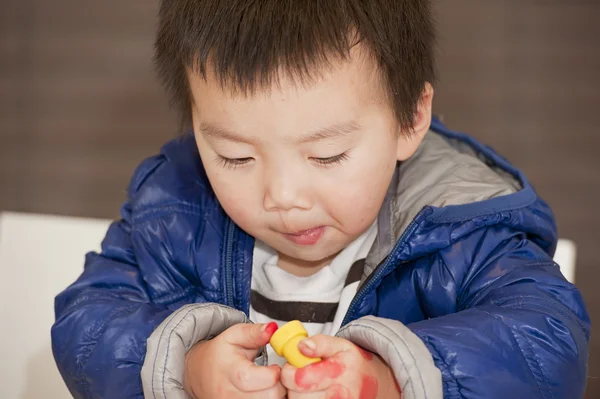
left=0, top=212, right=111, bottom=399
left=553, top=239, right=577, bottom=284
left=0, top=211, right=578, bottom=398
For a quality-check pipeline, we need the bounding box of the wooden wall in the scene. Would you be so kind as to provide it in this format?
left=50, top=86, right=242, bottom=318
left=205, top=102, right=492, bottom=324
left=1, top=0, right=598, bottom=395
left=434, top=3, right=599, bottom=396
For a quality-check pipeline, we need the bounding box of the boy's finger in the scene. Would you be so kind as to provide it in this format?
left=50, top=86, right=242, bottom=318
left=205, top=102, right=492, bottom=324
left=297, top=334, right=353, bottom=359
left=223, top=322, right=278, bottom=350
left=247, top=381, right=287, bottom=399
left=230, top=363, right=281, bottom=392
left=286, top=384, right=350, bottom=399
left=280, top=359, right=342, bottom=392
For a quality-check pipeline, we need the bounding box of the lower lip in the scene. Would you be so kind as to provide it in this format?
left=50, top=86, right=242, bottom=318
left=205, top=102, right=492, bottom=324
left=283, top=226, right=325, bottom=246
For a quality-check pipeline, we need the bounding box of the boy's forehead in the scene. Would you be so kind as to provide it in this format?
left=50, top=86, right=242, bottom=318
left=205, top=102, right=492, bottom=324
left=186, top=50, right=394, bottom=142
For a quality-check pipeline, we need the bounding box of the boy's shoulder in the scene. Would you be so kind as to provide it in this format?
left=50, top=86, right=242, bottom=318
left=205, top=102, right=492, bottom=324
left=375, top=119, right=558, bottom=261
left=413, top=119, right=550, bottom=221
left=125, top=132, right=220, bottom=221
left=403, top=119, right=557, bottom=253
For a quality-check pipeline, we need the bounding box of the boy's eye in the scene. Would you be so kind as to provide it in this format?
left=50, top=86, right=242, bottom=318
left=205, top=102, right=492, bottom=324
left=216, top=152, right=350, bottom=169
left=312, top=152, right=350, bottom=167
left=216, top=156, right=253, bottom=169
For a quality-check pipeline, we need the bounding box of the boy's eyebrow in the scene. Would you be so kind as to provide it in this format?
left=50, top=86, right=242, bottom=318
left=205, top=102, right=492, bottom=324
left=199, top=123, right=255, bottom=144
left=298, top=120, right=361, bottom=144
left=199, top=120, right=361, bottom=144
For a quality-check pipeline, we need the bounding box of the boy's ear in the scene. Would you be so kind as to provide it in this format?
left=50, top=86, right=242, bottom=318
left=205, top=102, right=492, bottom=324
left=396, top=83, right=434, bottom=161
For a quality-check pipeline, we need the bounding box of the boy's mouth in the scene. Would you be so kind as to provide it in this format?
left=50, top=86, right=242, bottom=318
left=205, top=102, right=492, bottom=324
left=281, top=226, right=325, bottom=246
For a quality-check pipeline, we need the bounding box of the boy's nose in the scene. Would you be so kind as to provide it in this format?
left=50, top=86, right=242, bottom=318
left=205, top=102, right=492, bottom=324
left=263, top=167, right=311, bottom=211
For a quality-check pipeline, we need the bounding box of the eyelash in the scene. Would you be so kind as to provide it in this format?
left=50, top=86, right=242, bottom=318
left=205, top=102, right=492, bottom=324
left=312, top=152, right=350, bottom=167
left=216, top=151, right=350, bottom=170
left=215, top=156, right=253, bottom=170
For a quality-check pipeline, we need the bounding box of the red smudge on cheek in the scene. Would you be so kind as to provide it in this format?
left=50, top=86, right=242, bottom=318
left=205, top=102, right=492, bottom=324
left=264, top=322, right=278, bottom=338
left=295, top=359, right=345, bottom=390
left=357, top=347, right=373, bottom=361
left=359, top=374, right=378, bottom=399
left=327, top=384, right=351, bottom=399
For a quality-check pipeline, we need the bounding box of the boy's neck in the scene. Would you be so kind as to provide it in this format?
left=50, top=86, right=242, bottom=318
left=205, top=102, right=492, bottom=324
left=277, top=252, right=338, bottom=277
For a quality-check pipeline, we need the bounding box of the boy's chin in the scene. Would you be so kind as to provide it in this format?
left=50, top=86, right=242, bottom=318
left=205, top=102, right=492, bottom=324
left=277, top=243, right=341, bottom=264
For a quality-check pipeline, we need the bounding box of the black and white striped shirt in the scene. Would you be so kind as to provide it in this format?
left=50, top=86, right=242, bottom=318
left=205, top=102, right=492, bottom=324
left=249, top=222, right=378, bottom=366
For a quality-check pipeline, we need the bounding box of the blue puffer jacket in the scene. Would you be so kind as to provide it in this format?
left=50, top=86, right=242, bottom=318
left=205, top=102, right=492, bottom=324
left=52, top=119, right=590, bottom=398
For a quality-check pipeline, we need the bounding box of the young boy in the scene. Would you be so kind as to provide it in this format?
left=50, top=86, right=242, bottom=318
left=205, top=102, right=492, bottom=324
left=51, top=1, right=590, bottom=398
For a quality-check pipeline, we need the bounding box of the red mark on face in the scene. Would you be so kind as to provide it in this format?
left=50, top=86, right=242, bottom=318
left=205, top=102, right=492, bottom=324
left=357, top=346, right=373, bottom=361
left=295, top=359, right=345, bottom=390
left=327, top=384, right=351, bottom=399
left=264, top=322, right=278, bottom=338
left=359, top=375, right=379, bottom=399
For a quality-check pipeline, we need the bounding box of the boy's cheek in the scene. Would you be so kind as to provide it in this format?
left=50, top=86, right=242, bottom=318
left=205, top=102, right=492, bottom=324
left=215, top=194, right=258, bottom=232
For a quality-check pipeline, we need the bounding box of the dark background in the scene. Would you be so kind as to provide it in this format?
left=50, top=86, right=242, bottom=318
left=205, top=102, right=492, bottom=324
left=1, top=0, right=598, bottom=395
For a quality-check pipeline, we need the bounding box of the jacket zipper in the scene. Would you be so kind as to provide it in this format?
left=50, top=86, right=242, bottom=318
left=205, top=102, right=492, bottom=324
left=224, top=219, right=236, bottom=307
left=340, top=215, right=423, bottom=327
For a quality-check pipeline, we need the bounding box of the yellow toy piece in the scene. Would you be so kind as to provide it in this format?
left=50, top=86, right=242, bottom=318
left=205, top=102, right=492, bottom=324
left=269, top=320, right=322, bottom=368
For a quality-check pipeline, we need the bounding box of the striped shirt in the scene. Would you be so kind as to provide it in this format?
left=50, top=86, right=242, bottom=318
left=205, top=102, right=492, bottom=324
left=249, top=222, right=378, bottom=366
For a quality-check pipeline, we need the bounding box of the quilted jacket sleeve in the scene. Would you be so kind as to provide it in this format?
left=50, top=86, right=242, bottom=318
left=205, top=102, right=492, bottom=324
left=50, top=201, right=174, bottom=399
left=51, top=156, right=176, bottom=399
left=406, top=227, right=591, bottom=398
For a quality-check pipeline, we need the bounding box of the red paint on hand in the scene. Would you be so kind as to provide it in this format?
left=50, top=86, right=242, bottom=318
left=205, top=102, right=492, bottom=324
left=393, top=376, right=402, bottom=395
left=327, top=384, right=351, bottom=399
left=264, top=322, right=278, bottom=338
left=358, top=375, right=379, bottom=399
left=295, top=359, right=345, bottom=390
left=357, top=347, right=373, bottom=361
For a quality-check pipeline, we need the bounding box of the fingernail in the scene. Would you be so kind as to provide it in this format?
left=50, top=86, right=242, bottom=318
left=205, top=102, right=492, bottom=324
left=263, top=322, right=278, bottom=336
left=300, top=339, right=316, bottom=351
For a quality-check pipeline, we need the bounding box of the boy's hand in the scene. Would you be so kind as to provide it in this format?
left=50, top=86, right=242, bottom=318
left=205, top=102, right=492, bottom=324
left=281, top=335, right=402, bottom=399
left=184, top=322, right=286, bottom=399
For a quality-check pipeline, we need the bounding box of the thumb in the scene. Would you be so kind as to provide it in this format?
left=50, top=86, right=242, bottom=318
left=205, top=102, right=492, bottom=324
left=297, top=334, right=353, bottom=359
left=223, top=322, right=278, bottom=350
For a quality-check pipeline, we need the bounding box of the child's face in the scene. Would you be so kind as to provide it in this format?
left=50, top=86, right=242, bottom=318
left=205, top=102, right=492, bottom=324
left=189, top=48, right=432, bottom=269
